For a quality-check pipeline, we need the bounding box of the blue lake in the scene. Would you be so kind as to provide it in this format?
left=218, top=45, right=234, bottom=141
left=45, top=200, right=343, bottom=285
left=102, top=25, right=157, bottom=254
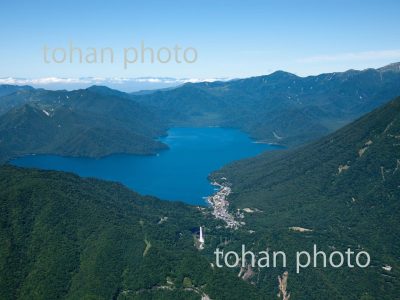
left=11, top=127, right=281, bottom=205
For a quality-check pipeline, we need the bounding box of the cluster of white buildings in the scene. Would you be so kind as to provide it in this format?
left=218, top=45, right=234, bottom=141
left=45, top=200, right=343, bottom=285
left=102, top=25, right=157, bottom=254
left=207, top=181, right=240, bottom=229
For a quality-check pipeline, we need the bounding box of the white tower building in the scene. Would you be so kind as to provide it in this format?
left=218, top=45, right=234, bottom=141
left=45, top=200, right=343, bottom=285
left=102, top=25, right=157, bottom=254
left=199, top=226, right=204, bottom=243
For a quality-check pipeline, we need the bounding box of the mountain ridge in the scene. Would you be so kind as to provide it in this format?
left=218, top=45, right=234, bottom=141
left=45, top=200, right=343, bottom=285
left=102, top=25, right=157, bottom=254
left=0, top=165, right=265, bottom=299
left=0, top=89, right=168, bottom=163
left=1, top=62, right=400, bottom=163
left=133, top=62, right=400, bottom=145
left=1, top=95, right=399, bottom=299
left=210, top=96, right=400, bottom=298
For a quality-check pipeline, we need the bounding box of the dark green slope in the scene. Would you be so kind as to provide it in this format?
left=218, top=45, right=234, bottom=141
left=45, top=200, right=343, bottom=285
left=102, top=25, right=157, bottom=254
left=86, top=85, right=133, bottom=99
left=0, top=88, right=168, bottom=163
left=135, top=63, right=400, bottom=146
left=1, top=63, right=399, bottom=163
left=0, top=85, right=34, bottom=98
left=0, top=86, right=35, bottom=114
left=0, top=166, right=264, bottom=300
left=212, top=96, right=400, bottom=299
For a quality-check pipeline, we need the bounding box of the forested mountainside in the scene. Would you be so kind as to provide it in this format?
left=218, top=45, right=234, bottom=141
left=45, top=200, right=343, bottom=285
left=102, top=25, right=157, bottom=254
left=0, top=63, right=399, bottom=163
left=134, top=62, right=400, bottom=145
left=0, top=88, right=168, bottom=163
left=1, top=89, right=400, bottom=299
left=2, top=96, right=399, bottom=299
left=211, top=96, right=400, bottom=299
left=0, top=166, right=266, bottom=300
left=0, top=84, right=33, bottom=98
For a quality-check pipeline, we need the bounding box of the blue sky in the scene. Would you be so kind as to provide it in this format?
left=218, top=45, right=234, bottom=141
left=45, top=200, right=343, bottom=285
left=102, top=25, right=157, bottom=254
left=1, top=0, right=400, bottom=81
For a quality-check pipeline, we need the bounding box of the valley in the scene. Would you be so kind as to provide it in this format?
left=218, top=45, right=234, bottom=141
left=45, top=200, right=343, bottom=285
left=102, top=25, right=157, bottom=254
left=3, top=1, right=400, bottom=299
left=0, top=63, right=400, bottom=299
left=1, top=63, right=400, bottom=165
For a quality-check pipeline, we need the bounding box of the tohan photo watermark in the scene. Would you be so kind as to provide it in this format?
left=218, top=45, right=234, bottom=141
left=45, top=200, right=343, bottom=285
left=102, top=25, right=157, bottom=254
left=43, top=40, right=198, bottom=69
left=214, top=244, right=371, bottom=274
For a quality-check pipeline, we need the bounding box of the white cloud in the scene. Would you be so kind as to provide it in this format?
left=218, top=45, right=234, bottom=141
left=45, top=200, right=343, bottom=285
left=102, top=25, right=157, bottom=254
left=0, top=76, right=233, bottom=92
left=0, top=77, right=229, bottom=86
left=0, top=77, right=92, bottom=85
left=180, top=78, right=223, bottom=83
left=297, top=49, right=400, bottom=63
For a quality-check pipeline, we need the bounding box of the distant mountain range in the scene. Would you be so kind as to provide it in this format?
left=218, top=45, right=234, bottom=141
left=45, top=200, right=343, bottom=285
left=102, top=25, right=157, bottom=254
left=0, top=63, right=400, bottom=163
left=133, top=62, right=400, bottom=145
left=0, top=84, right=34, bottom=98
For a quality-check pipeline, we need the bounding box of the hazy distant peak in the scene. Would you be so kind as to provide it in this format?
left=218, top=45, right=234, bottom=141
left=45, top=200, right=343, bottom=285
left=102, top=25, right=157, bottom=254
left=267, top=70, right=298, bottom=78
left=378, top=62, right=400, bottom=72
left=86, top=85, right=119, bottom=93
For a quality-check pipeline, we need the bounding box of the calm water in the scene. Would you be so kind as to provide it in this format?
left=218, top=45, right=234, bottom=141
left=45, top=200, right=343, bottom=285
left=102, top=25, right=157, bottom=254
left=12, top=127, right=281, bottom=205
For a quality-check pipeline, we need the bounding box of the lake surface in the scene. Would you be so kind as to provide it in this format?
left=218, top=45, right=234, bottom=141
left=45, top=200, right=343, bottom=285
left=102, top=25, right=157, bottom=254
left=12, top=127, right=281, bottom=205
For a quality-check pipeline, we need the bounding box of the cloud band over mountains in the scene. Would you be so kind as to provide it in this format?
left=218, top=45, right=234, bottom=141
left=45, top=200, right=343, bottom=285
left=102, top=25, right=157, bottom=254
left=0, top=77, right=230, bottom=92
